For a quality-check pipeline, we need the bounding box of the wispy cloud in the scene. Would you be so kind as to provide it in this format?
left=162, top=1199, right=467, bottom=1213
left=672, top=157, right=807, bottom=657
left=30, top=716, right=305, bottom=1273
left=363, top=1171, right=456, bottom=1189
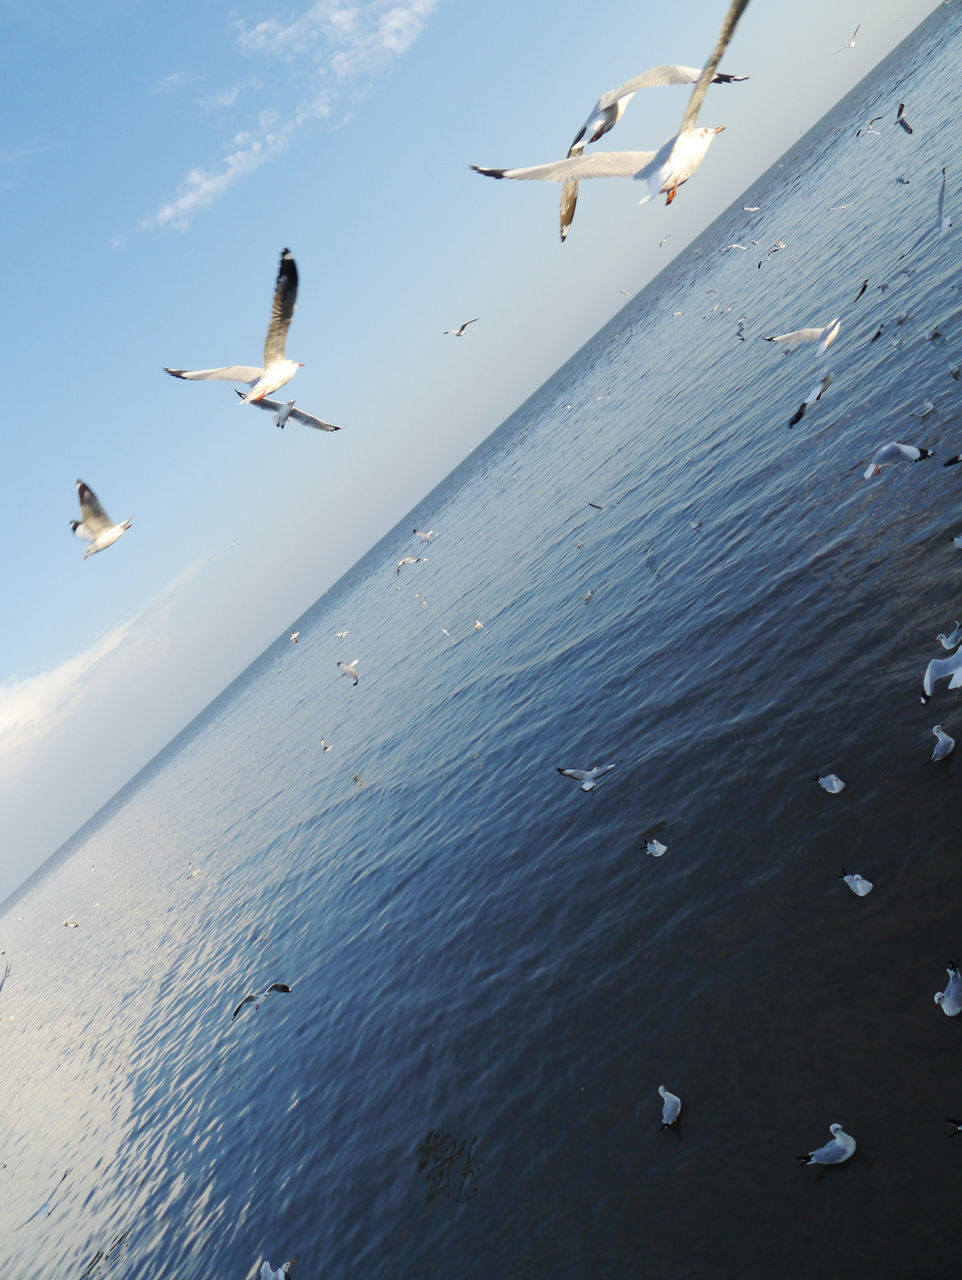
left=151, top=70, right=189, bottom=96
left=142, top=0, right=439, bottom=231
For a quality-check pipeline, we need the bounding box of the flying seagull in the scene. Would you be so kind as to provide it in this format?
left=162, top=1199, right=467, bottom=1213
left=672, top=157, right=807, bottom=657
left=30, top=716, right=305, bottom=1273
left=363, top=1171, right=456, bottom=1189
left=290, top=631, right=299, bottom=644
left=937, top=621, right=962, bottom=650
left=856, top=115, right=882, bottom=137
left=443, top=319, right=478, bottom=337
left=413, top=528, right=436, bottom=542
left=935, top=963, right=962, bottom=1015
left=233, top=389, right=340, bottom=431
left=472, top=0, right=751, bottom=211
left=906, top=167, right=952, bottom=253
left=397, top=556, right=425, bottom=575
left=896, top=102, right=913, bottom=134
left=837, top=22, right=860, bottom=51
left=15, top=1170, right=70, bottom=1230
left=763, top=317, right=840, bottom=355
left=788, top=372, right=833, bottom=426
left=556, top=764, right=616, bottom=792
left=337, top=659, right=359, bottom=685
left=796, top=1124, right=856, bottom=1166
left=658, top=1085, right=682, bottom=1128
left=70, top=480, right=132, bottom=558
left=556, top=63, right=748, bottom=240
left=863, top=440, right=932, bottom=479
left=165, top=248, right=301, bottom=404
left=231, top=982, right=292, bottom=1020
left=261, top=1262, right=295, bottom=1280
left=922, top=647, right=962, bottom=700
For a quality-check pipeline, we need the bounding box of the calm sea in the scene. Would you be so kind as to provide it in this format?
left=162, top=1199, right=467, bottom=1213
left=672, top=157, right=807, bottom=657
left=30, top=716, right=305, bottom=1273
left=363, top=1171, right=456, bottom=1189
left=5, top=7, right=962, bottom=1276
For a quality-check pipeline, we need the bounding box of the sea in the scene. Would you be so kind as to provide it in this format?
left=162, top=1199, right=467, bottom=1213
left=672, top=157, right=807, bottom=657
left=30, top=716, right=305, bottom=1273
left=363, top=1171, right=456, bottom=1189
left=4, top=6, right=962, bottom=1276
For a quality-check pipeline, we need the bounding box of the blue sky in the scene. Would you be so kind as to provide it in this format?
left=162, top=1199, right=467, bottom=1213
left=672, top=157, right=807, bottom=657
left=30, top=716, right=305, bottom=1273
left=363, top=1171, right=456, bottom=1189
left=0, top=0, right=941, bottom=894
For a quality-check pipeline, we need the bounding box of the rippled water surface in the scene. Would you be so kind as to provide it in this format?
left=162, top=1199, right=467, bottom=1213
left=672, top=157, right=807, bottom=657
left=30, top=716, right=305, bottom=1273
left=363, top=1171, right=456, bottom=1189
left=5, top=8, right=962, bottom=1276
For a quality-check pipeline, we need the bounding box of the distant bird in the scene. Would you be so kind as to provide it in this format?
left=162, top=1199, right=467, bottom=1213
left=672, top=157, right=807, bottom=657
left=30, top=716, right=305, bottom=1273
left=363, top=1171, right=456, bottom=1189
left=474, top=619, right=485, bottom=631
left=913, top=399, right=936, bottom=419
left=930, top=724, right=956, bottom=762
left=645, top=838, right=668, bottom=858
left=839, top=869, right=873, bottom=896
left=734, top=317, right=747, bottom=341
left=788, top=372, right=833, bottom=426
left=335, top=630, right=350, bottom=638
left=742, top=204, right=760, bottom=211
left=856, top=116, right=882, bottom=136
left=320, top=738, right=332, bottom=752
left=923, top=648, right=962, bottom=700
left=397, top=556, right=425, bottom=575
left=588, top=501, right=604, bottom=510
left=863, top=441, right=932, bottom=479
left=62, top=916, right=78, bottom=928
left=838, top=21, right=861, bottom=50
left=15, top=1170, right=70, bottom=1230
left=895, top=174, right=910, bottom=184
left=937, top=622, right=962, bottom=650
left=231, top=982, right=292, bottom=1020
left=896, top=102, right=913, bottom=134
left=337, top=659, right=359, bottom=685
left=556, top=764, right=616, bottom=792
left=165, top=248, right=301, bottom=404
left=261, top=1260, right=295, bottom=1279
left=853, top=279, right=869, bottom=304
left=658, top=1085, right=682, bottom=1128
left=70, top=480, right=132, bottom=559
left=413, top=528, right=436, bottom=542
left=233, top=389, right=340, bottom=431
left=935, top=963, right=962, bottom=1015
left=472, top=0, right=751, bottom=213
left=796, top=1124, right=856, bottom=1166
left=582, top=589, right=594, bottom=602
left=443, top=319, right=478, bottom=337
left=944, top=1118, right=962, bottom=1138
left=290, top=631, right=299, bottom=644
left=815, top=773, right=845, bottom=793
left=906, top=167, right=952, bottom=252
left=763, top=317, right=840, bottom=355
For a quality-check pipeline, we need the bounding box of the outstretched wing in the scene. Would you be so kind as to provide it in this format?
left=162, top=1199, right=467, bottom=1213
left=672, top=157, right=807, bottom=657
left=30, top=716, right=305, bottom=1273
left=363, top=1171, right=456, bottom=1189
left=290, top=406, right=341, bottom=432
left=263, top=248, right=298, bottom=367
left=76, top=480, right=112, bottom=534
left=166, top=366, right=263, bottom=383
left=679, top=0, right=751, bottom=135
left=473, top=150, right=656, bottom=183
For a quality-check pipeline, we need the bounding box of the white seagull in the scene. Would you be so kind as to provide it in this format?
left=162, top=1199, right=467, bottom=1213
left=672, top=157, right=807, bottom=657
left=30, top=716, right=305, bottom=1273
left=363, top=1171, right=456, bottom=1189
left=337, top=659, right=359, bottom=685
left=896, top=102, right=913, bottom=134
left=839, top=869, right=873, bottom=896
left=763, top=317, right=840, bottom=355
left=863, top=441, right=932, bottom=479
left=937, top=621, right=962, bottom=650
left=556, top=764, right=616, bottom=792
left=290, top=631, right=299, bottom=644
left=413, top=528, right=436, bottom=542
left=472, top=0, right=751, bottom=212
left=935, top=963, right=962, bottom=1015
left=645, top=838, right=668, bottom=857
left=397, top=556, right=425, bottom=575
left=815, top=773, right=845, bottom=793
left=922, top=647, right=962, bottom=700
left=165, top=248, right=301, bottom=404
left=658, top=1085, right=682, bottom=1128
left=70, top=480, right=132, bottom=558
left=837, top=22, right=860, bottom=51
left=261, top=1259, right=295, bottom=1279
left=796, top=1123, right=856, bottom=1166
left=233, top=389, right=340, bottom=431
left=443, top=319, right=478, bottom=337
left=789, top=372, right=834, bottom=426
left=930, top=723, right=956, bottom=762
left=231, top=982, right=292, bottom=1021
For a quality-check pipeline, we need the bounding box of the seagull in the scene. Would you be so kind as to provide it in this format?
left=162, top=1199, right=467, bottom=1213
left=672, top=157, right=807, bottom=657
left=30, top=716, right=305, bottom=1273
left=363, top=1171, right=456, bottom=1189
left=788, top=372, right=833, bottom=426
left=935, top=963, right=962, bottom=1015
left=796, top=1124, right=856, bottom=1166
left=930, top=724, right=956, bottom=762
left=815, top=773, right=845, bottom=793
left=734, top=317, right=747, bottom=341
left=337, top=659, right=359, bottom=685
left=397, top=556, right=425, bottom=575
left=15, top=1170, right=70, bottom=1230
left=853, top=279, right=869, bottom=303
left=335, top=630, right=350, bottom=638
left=472, top=0, right=751, bottom=212
left=290, top=631, right=299, bottom=644
left=658, top=1085, right=682, bottom=1128
left=645, top=838, right=668, bottom=857
left=62, top=915, right=79, bottom=927
left=839, top=869, right=873, bottom=896
left=856, top=116, right=882, bottom=136
left=863, top=441, right=932, bottom=478
left=556, top=764, right=616, bottom=792
left=443, top=319, right=478, bottom=337
left=165, top=248, right=301, bottom=404
left=474, top=619, right=484, bottom=630
left=320, top=738, right=332, bottom=752
left=906, top=167, right=952, bottom=252
left=261, top=1259, right=295, bottom=1278
left=233, top=389, right=340, bottom=431
left=944, top=1118, right=962, bottom=1137
left=913, top=399, right=936, bottom=419
left=231, top=982, right=292, bottom=1020
left=896, top=102, right=913, bottom=134
left=70, top=480, right=132, bottom=558
left=838, top=22, right=860, bottom=50
left=937, top=622, right=962, bottom=650
left=922, top=648, right=962, bottom=700
left=763, top=317, right=840, bottom=355
left=413, top=528, right=436, bottom=542
left=554, top=63, right=748, bottom=240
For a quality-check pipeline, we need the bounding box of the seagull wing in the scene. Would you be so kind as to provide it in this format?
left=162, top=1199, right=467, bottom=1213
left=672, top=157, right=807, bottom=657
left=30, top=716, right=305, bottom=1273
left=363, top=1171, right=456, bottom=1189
left=289, top=406, right=341, bottom=432
left=232, top=994, right=255, bottom=1020
left=267, top=983, right=292, bottom=994
left=557, top=768, right=590, bottom=782
left=166, top=365, right=264, bottom=383
left=76, top=481, right=113, bottom=535
left=473, top=151, right=657, bottom=183
left=764, top=327, right=823, bottom=344
left=0, top=963, right=10, bottom=996
left=679, top=0, right=751, bottom=134
left=263, top=248, right=298, bottom=367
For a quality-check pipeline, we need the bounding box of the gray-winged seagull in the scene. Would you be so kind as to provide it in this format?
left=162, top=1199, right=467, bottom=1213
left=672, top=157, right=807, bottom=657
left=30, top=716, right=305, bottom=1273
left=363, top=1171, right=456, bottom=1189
left=658, top=1085, right=682, bottom=1127
left=233, top=389, right=340, bottom=431
left=796, top=1123, right=856, bottom=1165
left=232, top=982, right=292, bottom=1020
left=557, top=764, right=616, bottom=792
left=936, top=963, right=962, bottom=1015
left=70, top=480, right=132, bottom=558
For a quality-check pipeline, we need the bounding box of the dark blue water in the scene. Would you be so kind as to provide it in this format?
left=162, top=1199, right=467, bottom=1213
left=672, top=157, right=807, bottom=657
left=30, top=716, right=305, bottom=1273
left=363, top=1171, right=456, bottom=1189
left=5, top=6, right=962, bottom=1276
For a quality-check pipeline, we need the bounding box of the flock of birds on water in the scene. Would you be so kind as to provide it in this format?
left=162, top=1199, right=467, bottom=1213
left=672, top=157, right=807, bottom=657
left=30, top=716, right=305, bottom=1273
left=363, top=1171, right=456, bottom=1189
left=34, top=0, right=962, bottom=1270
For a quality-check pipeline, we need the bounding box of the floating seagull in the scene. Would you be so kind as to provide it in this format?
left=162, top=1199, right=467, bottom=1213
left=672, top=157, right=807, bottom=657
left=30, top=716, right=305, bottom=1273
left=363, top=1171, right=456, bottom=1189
left=62, top=916, right=78, bottom=928
left=763, top=317, right=840, bottom=355
left=472, top=0, right=750, bottom=212
left=935, top=963, right=962, bottom=1015
left=165, top=248, right=301, bottom=404
left=815, top=773, right=845, bottom=793
left=474, top=619, right=485, bottom=631
left=290, top=631, right=299, bottom=644
left=556, top=764, right=616, bottom=792
left=930, top=724, right=956, bottom=762
left=582, top=589, right=594, bottom=602
left=863, top=441, right=932, bottom=479
left=796, top=1124, right=856, bottom=1166
left=658, top=1085, right=682, bottom=1128
left=788, top=372, right=833, bottom=426
left=443, top=319, right=478, bottom=337
left=261, top=1260, right=295, bottom=1279
left=337, top=659, right=359, bottom=686
left=70, top=480, right=132, bottom=559
left=413, top=528, right=436, bottom=542
left=397, top=556, right=425, bottom=575
left=913, top=399, right=936, bottom=419
left=937, top=622, right=962, bottom=650
left=554, top=63, right=747, bottom=240
left=231, top=982, right=292, bottom=1021
left=645, top=838, right=668, bottom=858
left=922, top=648, right=962, bottom=700
left=839, top=869, right=873, bottom=896
left=896, top=102, right=913, bottom=134
left=233, top=389, right=340, bottom=431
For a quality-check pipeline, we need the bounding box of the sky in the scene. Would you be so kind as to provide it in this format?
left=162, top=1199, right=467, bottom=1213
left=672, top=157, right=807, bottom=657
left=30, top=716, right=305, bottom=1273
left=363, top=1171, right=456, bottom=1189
left=0, top=0, right=943, bottom=896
